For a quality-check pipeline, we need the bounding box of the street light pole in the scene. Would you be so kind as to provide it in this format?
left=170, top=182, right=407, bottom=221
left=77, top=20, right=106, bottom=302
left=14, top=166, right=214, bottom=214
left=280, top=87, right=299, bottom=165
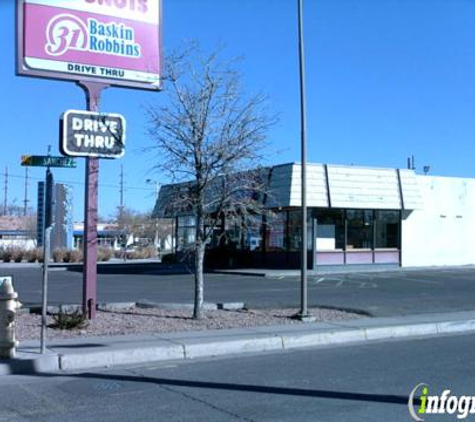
left=298, top=0, right=309, bottom=318
left=146, top=179, right=160, bottom=254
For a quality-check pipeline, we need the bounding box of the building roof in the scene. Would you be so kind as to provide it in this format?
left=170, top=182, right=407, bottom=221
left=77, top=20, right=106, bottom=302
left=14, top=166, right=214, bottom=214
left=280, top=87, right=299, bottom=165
left=153, top=162, right=424, bottom=217
left=0, top=216, right=31, bottom=231
left=265, top=163, right=423, bottom=210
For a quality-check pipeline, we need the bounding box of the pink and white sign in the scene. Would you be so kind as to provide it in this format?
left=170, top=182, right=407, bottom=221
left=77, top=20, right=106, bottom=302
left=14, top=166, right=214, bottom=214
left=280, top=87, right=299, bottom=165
left=17, top=0, right=161, bottom=90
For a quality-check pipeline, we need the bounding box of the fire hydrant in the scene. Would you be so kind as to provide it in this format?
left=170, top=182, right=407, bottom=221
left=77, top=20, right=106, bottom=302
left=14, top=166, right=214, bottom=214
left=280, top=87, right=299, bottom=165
left=0, top=277, right=22, bottom=359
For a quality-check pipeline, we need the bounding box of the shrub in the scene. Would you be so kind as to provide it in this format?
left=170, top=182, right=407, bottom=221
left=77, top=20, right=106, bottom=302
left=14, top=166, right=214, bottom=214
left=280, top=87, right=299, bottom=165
left=126, top=249, right=150, bottom=260
left=11, top=248, right=25, bottom=263
left=52, top=248, right=67, bottom=263
left=64, top=249, right=83, bottom=263
left=2, top=248, right=13, bottom=263
left=50, top=310, right=88, bottom=330
left=25, top=248, right=41, bottom=263
left=98, top=247, right=113, bottom=262
left=142, top=245, right=158, bottom=259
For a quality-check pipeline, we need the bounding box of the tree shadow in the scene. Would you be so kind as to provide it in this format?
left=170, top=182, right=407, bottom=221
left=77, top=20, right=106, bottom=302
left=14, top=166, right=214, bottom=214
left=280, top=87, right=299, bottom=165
left=63, top=371, right=417, bottom=406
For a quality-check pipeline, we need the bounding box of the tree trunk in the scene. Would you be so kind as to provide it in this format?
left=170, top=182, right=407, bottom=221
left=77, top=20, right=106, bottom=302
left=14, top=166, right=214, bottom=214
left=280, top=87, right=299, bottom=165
left=193, top=243, right=206, bottom=319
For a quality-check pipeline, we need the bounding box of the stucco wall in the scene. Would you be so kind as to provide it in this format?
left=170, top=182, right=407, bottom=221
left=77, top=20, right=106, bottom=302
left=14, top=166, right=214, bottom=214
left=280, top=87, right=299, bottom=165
left=402, top=176, right=475, bottom=267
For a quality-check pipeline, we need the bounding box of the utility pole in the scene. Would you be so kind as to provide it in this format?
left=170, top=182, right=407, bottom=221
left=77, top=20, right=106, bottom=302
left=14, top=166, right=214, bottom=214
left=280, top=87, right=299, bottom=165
left=298, top=0, right=309, bottom=319
left=119, top=164, right=124, bottom=222
left=23, top=167, right=29, bottom=216
left=119, top=165, right=127, bottom=261
left=3, top=166, right=8, bottom=216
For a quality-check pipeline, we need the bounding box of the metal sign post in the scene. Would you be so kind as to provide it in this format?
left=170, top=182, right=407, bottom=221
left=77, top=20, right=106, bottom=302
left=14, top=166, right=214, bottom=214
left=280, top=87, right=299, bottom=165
left=78, top=82, right=108, bottom=319
left=40, top=225, right=52, bottom=353
left=21, top=150, right=75, bottom=351
left=41, top=162, right=54, bottom=354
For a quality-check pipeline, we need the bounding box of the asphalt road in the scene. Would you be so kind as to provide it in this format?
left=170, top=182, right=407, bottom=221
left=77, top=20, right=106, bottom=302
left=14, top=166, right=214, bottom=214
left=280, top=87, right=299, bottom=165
left=2, top=332, right=475, bottom=421
left=5, top=264, right=475, bottom=317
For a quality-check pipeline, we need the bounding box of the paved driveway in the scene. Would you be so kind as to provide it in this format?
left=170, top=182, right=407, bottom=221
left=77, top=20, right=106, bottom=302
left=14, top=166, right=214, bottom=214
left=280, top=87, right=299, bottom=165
left=3, top=264, right=475, bottom=317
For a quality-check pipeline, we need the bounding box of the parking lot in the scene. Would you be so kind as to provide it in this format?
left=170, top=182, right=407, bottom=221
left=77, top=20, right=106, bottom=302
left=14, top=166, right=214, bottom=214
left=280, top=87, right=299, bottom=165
left=4, top=264, right=475, bottom=317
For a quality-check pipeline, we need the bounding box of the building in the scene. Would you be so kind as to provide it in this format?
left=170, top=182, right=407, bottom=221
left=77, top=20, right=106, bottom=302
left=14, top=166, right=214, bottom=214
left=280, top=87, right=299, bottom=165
left=154, top=162, right=475, bottom=270
left=0, top=216, right=36, bottom=250
left=73, top=223, right=126, bottom=250
left=37, top=182, right=73, bottom=250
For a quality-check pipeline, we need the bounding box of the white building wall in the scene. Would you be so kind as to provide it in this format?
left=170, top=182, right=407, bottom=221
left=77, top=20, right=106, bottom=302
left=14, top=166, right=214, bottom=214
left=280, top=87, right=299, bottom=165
left=0, top=239, right=36, bottom=250
left=402, top=176, right=475, bottom=267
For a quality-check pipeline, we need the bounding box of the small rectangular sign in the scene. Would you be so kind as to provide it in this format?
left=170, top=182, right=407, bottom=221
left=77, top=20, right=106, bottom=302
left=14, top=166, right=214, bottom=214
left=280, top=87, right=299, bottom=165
left=16, top=0, right=161, bottom=90
left=60, top=109, right=126, bottom=158
left=21, top=155, right=77, bottom=168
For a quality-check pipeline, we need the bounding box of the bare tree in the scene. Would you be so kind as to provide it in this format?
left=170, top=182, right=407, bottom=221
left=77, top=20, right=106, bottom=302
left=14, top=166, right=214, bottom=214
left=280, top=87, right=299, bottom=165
left=146, top=45, right=277, bottom=319
left=112, top=206, right=165, bottom=248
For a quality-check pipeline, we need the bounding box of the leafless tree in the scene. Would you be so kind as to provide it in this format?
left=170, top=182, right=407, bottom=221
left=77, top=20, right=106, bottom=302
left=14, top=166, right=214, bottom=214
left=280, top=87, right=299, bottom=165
left=112, top=207, right=170, bottom=249
left=145, top=45, right=277, bottom=319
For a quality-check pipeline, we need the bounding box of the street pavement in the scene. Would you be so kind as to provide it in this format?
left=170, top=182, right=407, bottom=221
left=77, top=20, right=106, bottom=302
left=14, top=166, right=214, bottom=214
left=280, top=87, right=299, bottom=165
left=3, top=331, right=475, bottom=421
left=5, top=263, right=475, bottom=317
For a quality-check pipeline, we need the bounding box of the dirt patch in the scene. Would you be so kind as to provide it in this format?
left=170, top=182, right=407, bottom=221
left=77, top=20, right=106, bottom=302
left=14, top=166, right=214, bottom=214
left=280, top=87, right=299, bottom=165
left=16, top=306, right=367, bottom=341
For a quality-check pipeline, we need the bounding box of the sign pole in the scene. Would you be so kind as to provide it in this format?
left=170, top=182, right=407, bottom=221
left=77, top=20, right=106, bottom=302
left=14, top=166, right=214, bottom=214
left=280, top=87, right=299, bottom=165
left=78, top=81, right=108, bottom=319
left=40, top=162, right=53, bottom=353
left=40, top=225, right=52, bottom=353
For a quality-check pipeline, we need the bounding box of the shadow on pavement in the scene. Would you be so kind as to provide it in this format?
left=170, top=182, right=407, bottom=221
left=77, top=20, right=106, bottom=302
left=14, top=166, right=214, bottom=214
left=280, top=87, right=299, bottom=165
left=51, top=371, right=416, bottom=406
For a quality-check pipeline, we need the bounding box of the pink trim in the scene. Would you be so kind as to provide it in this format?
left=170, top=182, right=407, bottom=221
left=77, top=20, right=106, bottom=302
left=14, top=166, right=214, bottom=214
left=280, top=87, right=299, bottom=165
left=374, top=250, right=399, bottom=264
left=316, top=251, right=344, bottom=265
left=346, top=251, right=373, bottom=264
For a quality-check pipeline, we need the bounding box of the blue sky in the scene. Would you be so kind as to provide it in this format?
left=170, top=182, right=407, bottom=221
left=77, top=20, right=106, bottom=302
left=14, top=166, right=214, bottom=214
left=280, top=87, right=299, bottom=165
left=2, top=0, right=475, bottom=221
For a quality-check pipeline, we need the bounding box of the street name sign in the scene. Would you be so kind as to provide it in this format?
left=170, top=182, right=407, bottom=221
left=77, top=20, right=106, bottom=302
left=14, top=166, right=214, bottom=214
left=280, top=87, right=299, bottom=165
left=60, top=109, right=126, bottom=159
left=16, top=0, right=161, bottom=90
left=21, top=155, right=77, bottom=168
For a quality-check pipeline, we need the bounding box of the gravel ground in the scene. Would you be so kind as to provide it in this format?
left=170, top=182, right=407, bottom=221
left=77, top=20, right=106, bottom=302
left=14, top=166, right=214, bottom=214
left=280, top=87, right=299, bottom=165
left=16, top=306, right=366, bottom=341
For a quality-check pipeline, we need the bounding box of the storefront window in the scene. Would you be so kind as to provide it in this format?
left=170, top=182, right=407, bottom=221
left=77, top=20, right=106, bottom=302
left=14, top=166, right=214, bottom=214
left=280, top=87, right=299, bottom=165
left=315, top=209, right=345, bottom=250
left=178, top=216, right=195, bottom=227
left=223, top=216, right=242, bottom=250
left=266, top=212, right=286, bottom=251
left=243, top=215, right=262, bottom=251
left=346, top=210, right=373, bottom=249
left=288, top=210, right=303, bottom=251
left=374, top=210, right=400, bottom=248
left=177, top=216, right=196, bottom=250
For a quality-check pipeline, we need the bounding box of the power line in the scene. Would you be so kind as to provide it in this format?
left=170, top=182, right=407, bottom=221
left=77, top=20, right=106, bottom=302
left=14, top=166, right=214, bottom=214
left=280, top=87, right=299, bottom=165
left=0, top=171, right=156, bottom=192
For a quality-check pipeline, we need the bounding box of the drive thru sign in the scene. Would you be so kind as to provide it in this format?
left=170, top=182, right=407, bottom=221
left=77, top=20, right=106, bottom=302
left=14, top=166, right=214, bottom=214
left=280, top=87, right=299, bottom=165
left=60, top=110, right=125, bottom=158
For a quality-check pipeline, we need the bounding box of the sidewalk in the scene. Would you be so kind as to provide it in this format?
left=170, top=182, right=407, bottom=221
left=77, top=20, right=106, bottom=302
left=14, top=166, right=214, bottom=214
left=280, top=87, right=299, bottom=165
left=3, top=310, right=475, bottom=375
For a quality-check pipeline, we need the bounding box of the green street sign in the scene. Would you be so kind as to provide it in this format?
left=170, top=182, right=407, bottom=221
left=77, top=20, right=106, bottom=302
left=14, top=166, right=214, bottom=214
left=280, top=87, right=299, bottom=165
left=21, top=155, right=76, bottom=168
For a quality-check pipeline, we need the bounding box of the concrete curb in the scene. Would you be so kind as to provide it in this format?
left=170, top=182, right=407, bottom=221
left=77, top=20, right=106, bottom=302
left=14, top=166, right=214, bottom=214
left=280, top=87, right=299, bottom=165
left=4, top=311, right=475, bottom=374
left=24, top=301, right=246, bottom=314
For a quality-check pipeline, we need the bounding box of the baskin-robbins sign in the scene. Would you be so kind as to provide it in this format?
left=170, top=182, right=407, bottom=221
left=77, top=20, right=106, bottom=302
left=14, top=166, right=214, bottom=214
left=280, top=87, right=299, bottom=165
left=17, top=0, right=161, bottom=90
